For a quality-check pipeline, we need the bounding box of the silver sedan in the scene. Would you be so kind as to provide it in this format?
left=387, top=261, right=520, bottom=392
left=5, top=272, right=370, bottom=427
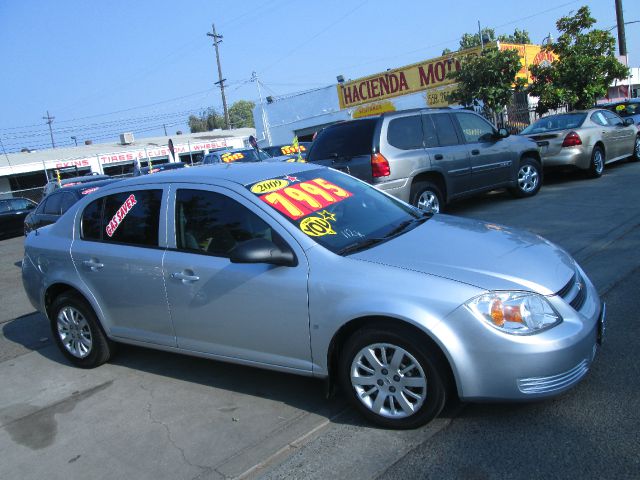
left=520, top=109, right=639, bottom=177
left=22, top=162, right=604, bottom=429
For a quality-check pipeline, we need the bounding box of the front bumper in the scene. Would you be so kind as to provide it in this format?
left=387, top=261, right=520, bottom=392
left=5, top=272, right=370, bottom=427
left=432, top=274, right=602, bottom=401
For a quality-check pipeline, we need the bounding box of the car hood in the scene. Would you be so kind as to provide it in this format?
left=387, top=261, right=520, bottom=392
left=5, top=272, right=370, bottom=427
left=352, top=215, right=575, bottom=295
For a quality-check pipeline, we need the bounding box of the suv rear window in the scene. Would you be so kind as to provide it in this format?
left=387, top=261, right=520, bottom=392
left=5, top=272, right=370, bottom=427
left=387, top=116, right=423, bottom=150
left=307, top=119, right=377, bottom=161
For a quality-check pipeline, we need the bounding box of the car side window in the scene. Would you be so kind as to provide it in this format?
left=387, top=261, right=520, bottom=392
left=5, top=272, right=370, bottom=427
left=10, top=198, right=33, bottom=210
left=430, top=114, right=459, bottom=147
left=602, top=110, right=623, bottom=126
left=60, top=193, right=77, bottom=214
left=0, top=200, right=10, bottom=212
left=421, top=115, right=439, bottom=148
left=81, top=190, right=162, bottom=246
left=454, top=113, right=495, bottom=143
left=175, top=189, right=277, bottom=258
left=43, top=193, right=63, bottom=215
left=591, top=111, right=608, bottom=126
left=387, top=116, right=424, bottom=150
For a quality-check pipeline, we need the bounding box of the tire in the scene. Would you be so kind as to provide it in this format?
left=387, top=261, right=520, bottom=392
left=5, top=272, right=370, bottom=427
left=338, top=326, right=448, bottom=429
left=588, top=146, right=605, bottom=178
left=509, top=157, right=542, bottom=198
left=410, top=181, right=444, bottom=214
left=50, top=293, right=114, bottom=368
left=631, top=136, right=640, bottom=162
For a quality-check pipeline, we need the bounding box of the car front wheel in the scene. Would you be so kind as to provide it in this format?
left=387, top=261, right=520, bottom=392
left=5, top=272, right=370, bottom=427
left=338, top=327, right=448, bottom=429
left=632, top=136, right=640, bottom=162
left=50, top=293, right=114, bottom=368
left=510, top=157, right=542, bottom=198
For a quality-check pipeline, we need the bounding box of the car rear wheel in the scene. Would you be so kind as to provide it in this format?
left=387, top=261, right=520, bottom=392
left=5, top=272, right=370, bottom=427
left=410, top=181, right=443, bottom=214
left=510, top=157, right=542, bottom=198
left=338, top=327, right=448, bottom=429
left=50, top=293, right=114, bottom=368
left=631, top=136, right=640, bottom=162
left=588, top=146, right=605, bottom=178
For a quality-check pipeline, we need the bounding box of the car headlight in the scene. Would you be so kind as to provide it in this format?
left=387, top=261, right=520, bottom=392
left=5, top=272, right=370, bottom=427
left=465, top=291, right=562, bottom=335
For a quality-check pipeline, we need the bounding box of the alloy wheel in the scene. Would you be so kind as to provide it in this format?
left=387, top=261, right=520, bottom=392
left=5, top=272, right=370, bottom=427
left=350, top=343, right=427, bottom=419
left=635, top=137, right=640, bottom=160
left=57, top=306, right=93, bottom=358
left=417, top=191, right=440, bottom=213
left=518, top=164, right=539, bottom=193
left=593, top=149, right=604, bottom=174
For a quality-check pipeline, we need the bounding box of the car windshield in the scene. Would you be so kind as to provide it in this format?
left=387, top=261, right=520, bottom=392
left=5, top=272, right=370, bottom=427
left=607, top=102, right=640, bottom=117
left=221, top=149, right=271, bottom=163
left=520, top=113, right=588, bottom=134
left=245, top=168, right=429, bottom=255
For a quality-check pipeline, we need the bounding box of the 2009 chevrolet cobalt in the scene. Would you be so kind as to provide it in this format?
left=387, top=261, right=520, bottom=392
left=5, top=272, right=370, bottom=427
left=22, top=162, right=604, bottom=428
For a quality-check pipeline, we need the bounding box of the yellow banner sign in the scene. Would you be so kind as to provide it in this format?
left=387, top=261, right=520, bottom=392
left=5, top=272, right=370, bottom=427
left=352, top=100, right=397, bottom=118
left=338, top=47, right=482, bottom=109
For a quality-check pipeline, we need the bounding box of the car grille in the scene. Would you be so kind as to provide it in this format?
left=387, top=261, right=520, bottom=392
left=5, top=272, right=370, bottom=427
left=556, top=271, right=587, bottom=311
left=517, top=358, right=591, bottom=394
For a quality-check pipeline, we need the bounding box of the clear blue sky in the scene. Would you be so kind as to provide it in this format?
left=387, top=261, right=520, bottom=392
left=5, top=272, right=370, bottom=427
left=0, top=0, right=637, bottom=152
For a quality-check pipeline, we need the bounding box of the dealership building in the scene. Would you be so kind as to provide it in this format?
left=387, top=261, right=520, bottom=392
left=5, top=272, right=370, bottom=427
left=0, top=128, right=254, bottom=200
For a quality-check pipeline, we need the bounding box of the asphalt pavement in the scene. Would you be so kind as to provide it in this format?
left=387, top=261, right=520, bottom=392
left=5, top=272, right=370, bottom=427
left=1, top=160, right=639, bottom=479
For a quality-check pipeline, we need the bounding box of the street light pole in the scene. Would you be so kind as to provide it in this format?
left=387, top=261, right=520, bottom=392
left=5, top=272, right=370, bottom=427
left=71, top=136, right=77, bottom=146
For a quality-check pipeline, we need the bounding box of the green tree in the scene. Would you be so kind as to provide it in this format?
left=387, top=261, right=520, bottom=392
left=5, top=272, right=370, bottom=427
left=459, top=28, right=495, bottom=50
left=441, top=47, right=453, bottom=56
left=188, top=108, right=225, bottom=133
left=528, top=6, right=629, bottom=113
left=228, top=100, right=255, bottom=128
left=447, top=46, right=525, bottom=113
left=498, top=28, right=531, bottom=44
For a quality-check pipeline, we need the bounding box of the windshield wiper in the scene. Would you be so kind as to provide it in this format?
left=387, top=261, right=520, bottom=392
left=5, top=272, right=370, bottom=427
left=337, top=238, right=387, bottom=256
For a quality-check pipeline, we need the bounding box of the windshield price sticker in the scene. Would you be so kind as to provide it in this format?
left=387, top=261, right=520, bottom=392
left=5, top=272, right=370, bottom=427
left=105, top=194, right=137, bottom=237
left=300, top=210, right=337, bottom=237
left=281, top=145, right=306, bottom=155
left=221, top=152, right=244, bottom=163
left=250, top=178, right=290, bottom=194
left=258, top=178, right=352, bottom=220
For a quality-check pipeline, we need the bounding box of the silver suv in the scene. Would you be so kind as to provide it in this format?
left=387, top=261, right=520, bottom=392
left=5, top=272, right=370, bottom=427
left=307, top=109, right=543, bottom=212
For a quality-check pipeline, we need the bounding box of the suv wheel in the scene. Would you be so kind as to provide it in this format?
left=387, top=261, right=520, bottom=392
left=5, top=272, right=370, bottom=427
left=410, top=181, right=443, bottom=213
left=50, top=293, right=114, bottom=368
left=510, top=157, right=542, bottom=198
left=338, top=327, right=448, bottom=429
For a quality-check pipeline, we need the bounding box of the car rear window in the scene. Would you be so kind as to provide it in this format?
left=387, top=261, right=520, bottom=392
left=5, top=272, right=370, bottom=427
left=520, top=113, right=587, bottom=134
left=387, top=116, right=424, bottom=150
left=307, top=119, right=377, bottom=161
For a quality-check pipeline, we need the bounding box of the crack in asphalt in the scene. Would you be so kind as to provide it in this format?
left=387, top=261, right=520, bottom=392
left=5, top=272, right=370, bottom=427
left=139, top=383, right=217, bottom=480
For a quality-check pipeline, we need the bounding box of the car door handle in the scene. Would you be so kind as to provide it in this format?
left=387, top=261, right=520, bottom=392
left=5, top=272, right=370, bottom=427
left=82, top=259, right=104, bottom=271
left=434, top=154, right=443, bottom=160
left=471, top=149, right=480, bottom=155
left=171, top=272, right=200, bottom=283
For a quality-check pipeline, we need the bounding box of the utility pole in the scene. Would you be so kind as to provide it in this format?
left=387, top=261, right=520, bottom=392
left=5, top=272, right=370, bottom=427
left=251, top=72, right=272, bottom=146
left=43, top=110, right=55, bottom=148
left=615, top=0, right=627, bottom=59
left=207, top=23, right=230, bottom=130
left=163, top=124, right=168, bottom=136
left=478, top=21, right=484, bottom=50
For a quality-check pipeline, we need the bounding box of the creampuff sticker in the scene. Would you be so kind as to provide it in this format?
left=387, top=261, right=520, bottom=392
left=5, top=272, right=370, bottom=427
left=250, top=178, right=290, bottom=194
left=299, top=210, right=337, bottom=237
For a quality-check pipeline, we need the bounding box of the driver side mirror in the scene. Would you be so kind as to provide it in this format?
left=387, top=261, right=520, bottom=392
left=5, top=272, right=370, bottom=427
left=623, top=118, right=635, bottom=126
left=230, top=238, right=297, bottom=267
left=496, top=128, right=510, bottom=138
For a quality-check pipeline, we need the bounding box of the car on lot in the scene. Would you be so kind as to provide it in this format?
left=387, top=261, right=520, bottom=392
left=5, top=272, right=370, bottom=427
left=133, top=161, right=187, bottom=176
left=262, top=142, right=312, bottom=160
left=22, top=162, right=604, bottom=429
left=306, top=108, right=543, bottom=213
left=24, top=178, right=120, bottom=234
left=603, top=99, right=640, bottom=125
left=0, top=197, right=37, bottom=238
left=202, top=147, right=272, bottom=164
left=520, top=109, right=639, bottom=177
left=43, top=174, right=110, bottom=196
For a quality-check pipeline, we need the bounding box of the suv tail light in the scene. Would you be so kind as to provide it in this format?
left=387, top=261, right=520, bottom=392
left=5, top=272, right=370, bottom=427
left=562, top=131, right=582, bottom=147
left=371, top=153, right=390, bottom=177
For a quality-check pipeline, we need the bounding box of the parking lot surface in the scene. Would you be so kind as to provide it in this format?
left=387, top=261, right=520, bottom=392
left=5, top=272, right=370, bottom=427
left=1, top=161, right=640, bottom=479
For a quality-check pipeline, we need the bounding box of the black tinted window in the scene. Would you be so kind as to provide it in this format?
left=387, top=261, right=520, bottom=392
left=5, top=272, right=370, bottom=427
left=387, top=116, right=424, bottom=150
left=422, top=115, right=439, bottom=147
left=102, top=190, right=162, bottom=246
left=430, top=114, right=459, bottom=146
left=176, top=189, right=277, bottom=257
left=43, top=193, right=63, bottom=215
left=60, top=193, right=77, bottom=214
left=308, top=119, right=376, bottom=160
left=82, top=198, right=103, bottom=241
